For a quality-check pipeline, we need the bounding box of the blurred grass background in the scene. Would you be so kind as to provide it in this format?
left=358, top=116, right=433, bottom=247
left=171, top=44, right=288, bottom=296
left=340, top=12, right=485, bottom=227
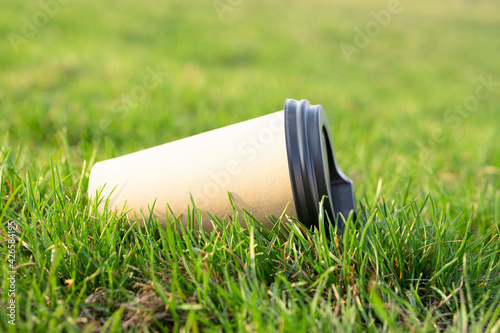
left=2, top=0, right=498, bottom=231
left=0, top=0, right=499, bottom=330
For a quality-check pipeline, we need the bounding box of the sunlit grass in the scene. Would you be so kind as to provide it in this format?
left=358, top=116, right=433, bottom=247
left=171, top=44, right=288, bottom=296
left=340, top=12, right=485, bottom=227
left=1, top=0, right=499, bottom=331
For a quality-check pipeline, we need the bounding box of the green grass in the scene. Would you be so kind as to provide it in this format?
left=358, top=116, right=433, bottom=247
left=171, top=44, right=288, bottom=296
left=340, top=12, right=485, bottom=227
left=1, top=0, right=500, bottom=331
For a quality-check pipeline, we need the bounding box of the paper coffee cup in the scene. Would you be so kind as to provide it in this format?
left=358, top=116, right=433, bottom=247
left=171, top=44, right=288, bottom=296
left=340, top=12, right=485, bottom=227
left=88, top=99, right=356, bottom=232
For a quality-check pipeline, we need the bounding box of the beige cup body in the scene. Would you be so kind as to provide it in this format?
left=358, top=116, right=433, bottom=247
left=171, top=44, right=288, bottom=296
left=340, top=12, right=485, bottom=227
left=88, top=111, right=297, bottom=231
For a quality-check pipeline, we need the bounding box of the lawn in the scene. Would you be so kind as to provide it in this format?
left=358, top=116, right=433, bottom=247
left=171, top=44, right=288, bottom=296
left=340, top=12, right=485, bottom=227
left=1, top=0, right=500, bottom=331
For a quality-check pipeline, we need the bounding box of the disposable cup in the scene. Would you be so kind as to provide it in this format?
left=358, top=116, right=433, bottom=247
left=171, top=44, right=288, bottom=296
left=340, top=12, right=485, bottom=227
left=88, top=99, right=356, bottom=233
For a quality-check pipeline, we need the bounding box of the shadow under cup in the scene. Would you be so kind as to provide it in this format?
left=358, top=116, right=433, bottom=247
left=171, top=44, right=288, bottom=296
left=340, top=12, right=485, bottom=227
left=88, top=99, right=356, bottom=234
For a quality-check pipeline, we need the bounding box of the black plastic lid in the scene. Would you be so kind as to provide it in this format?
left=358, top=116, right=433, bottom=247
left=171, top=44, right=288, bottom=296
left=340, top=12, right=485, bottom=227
left=284, top=99, right=356, bottom=233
